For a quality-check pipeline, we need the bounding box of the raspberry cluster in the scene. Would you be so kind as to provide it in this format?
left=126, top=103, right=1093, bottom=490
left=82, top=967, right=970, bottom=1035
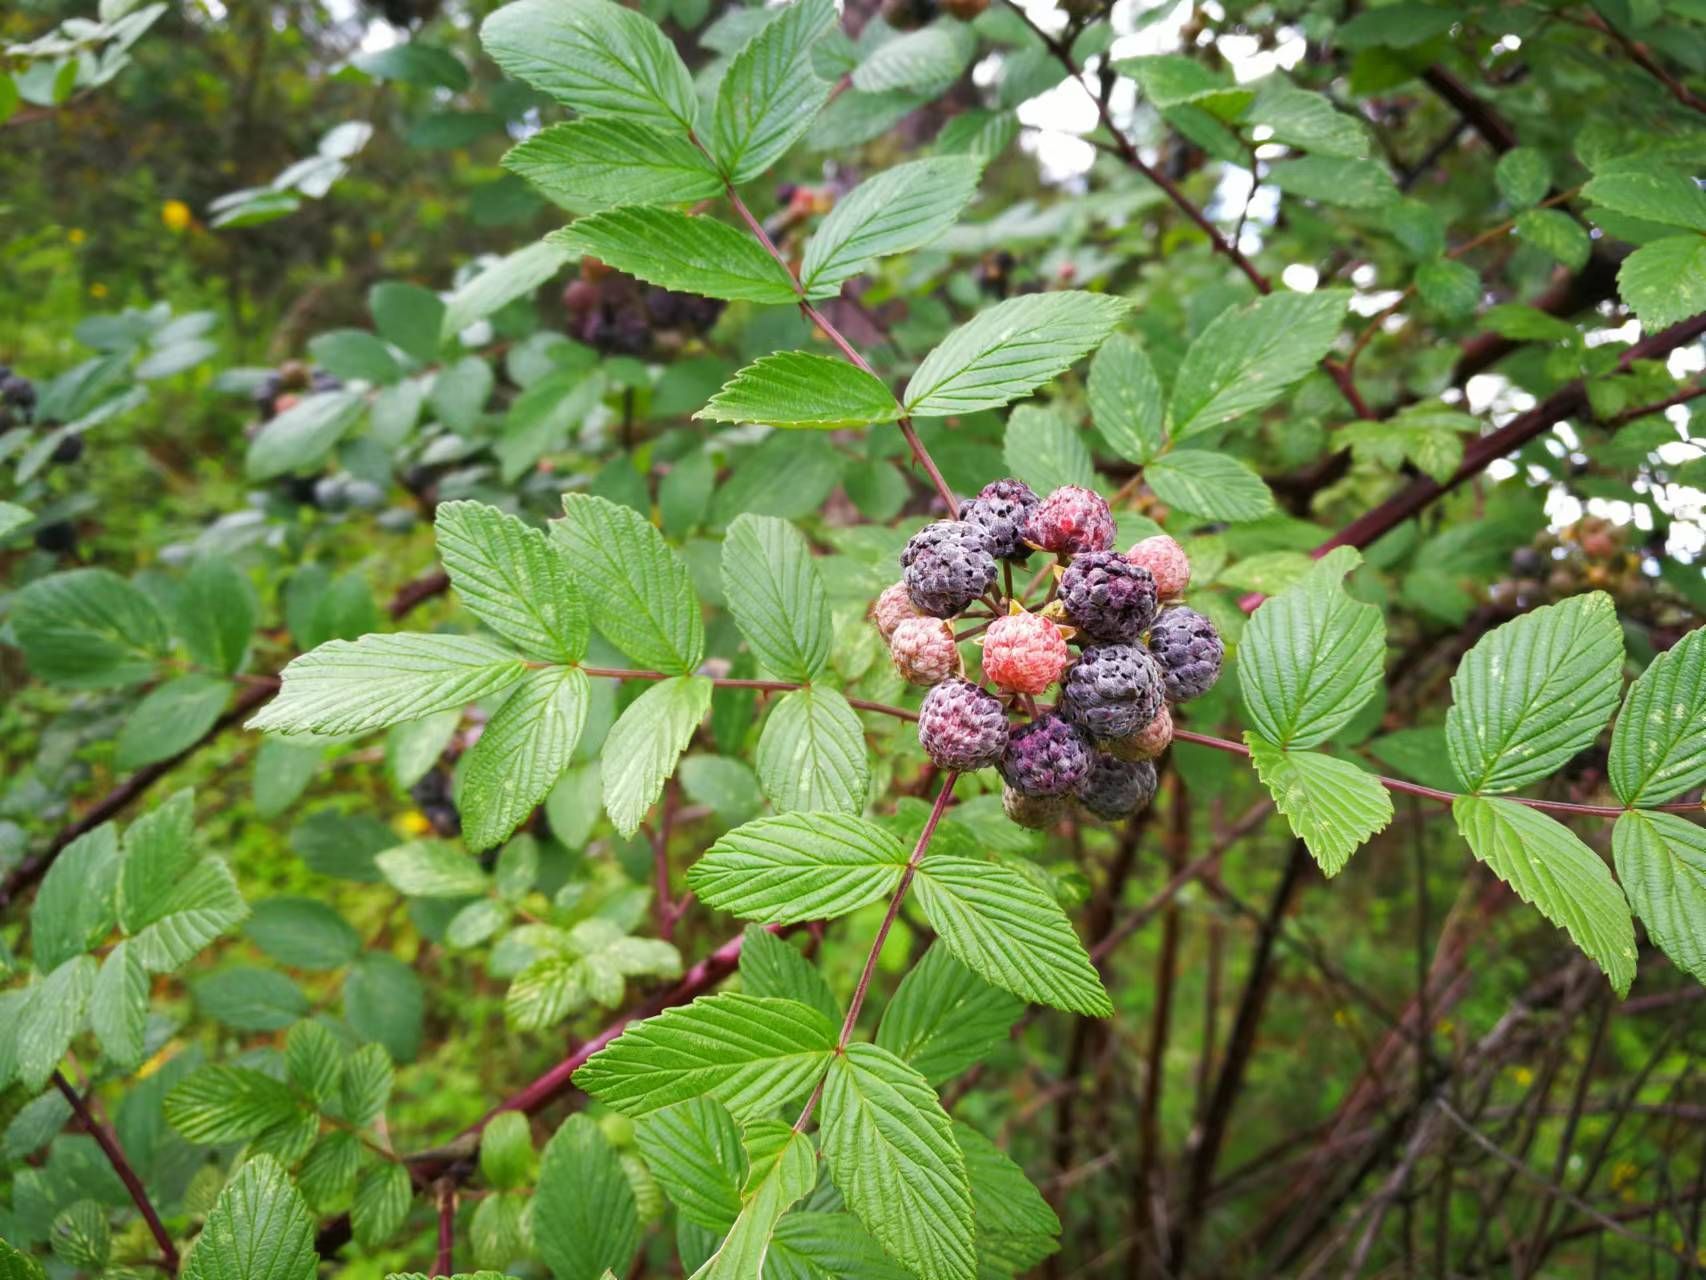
left=253, top=360, right=344, bottom=421
left=562, top=257, right=723, bottom=357
left=871, top=480, right=1223, bottom=830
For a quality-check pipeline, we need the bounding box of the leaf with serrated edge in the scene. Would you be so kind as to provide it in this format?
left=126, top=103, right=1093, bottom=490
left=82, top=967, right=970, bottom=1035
left=802, top=155, right=983, bottom=295
left=756, top=687, right=869, bottom=815
left=601, top=676, right=713, bottom=838
left=1610, top=628, right=1706, bottom=806
left=434, top=501, right=587, bottom=662
left=709, top=0, right=836, bottom=182
left=1614, top=811, right=1706, bottom=986
left=1616, top=235, right=1706, bottom=332
left=548, top=209, right=799, bottom=304
left=533, top=1115, right=641, bottom=1280
left=689, top=1125, right=816, bottom=1279
left=374, top=840, right=490, bottom=898
left=634, top=1097, right=747, bottom=1231
left=720, top=514, right=832, bottom=681
left=15, top=956, right=96, bottom=1091
left=689, top=812, right=907, bottom=923
left=554, top=494, right=704, bottom=674
left=166, top=1066, right=305, bottom=1144
left=248, top=634, right=527, bottom=737
left=90, top=942, right=149, bottom=1070
left=182, top=1155, right=317, bottom=1280
left=903, top=292, right=1131, bottom=416
left=1453, top=796, right=1636, bottom=995
left=1169, top=290, right=1349, bottom=438
left=1003, top=403, right=1095, bottom=495
left=1089, top=333, right=1165, bottom=464
left=956, top=1121, right=1061, bottom=1273
left=740, top=924, right=841, bottom=1023
left=503, top=118, right=723, bottom=213
left=768, top=1211, right=917, bottom=1280
left=574, top=992, right=837, bottom=1120
left=912, top=856, right=1112, bottom=1016
left=1240, top=547, right=1385, bottom=748
left=1142, top=450, right=1274, bottom=523
left=1246, top=738, right=1393, bottom=877
left=480, top=0, right=697, bottom=134
left=459, top=666, right=589, bottom=851
left=1445, top=592, right=1623, bottom=793
left=876, top=943, right=1022, bottom=1084
left=820, top=1043, right=975, bottom=1280
left=697, top=352, right=899, bottom=428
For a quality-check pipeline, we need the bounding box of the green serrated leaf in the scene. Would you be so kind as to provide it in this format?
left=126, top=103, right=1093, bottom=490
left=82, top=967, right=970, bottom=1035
left=956, top=1122, right=1061, bottom=1273
left=1246, top=738, right=1393, bottom=877
left=601, top=675, right=713, bottom=837
left=1144, top=450, right=1274, bottom=522
left=31, top=822, right=119, bottom=973
left=903, top=291, right=1131, bottom=416
left=755, top=687, right=870, bottom=815
left=767, top=1213, right=916, bottom=1280
left=353, top=1161, right=413, bottom=1249
left=690, top=1124, right=816, bottom=1280
left=1616, top=235, right=1706, bottom=331
left=15, top=955, right=96, bottom=1091
left=635, top=1097, right=746, bottom=1231
left=376, top=840, right=490, bottom=898
left=459, top=666, right=590, bottom=851
left=574, top=992, right=837, bottom=1119
left=1584, top=169, right=1706, bottom=233
left=554, top=494, right=705, bottom=673
left=1613, top=810, right=1706, bottom=985
left=1495, top=147, right=1550, bottom=208
left=182, top=1155, right=318, bottom=1280
left=166, top=1066, right=305, bottom=1144
left=739, top=925, right=840, bottom=1023
left=10, top=568, right=168, bottom=689
left=1088, top=332, right=1165, bottom=464
left=689, top=812, right=907, bottom=923
left=548, top=209, right=799, bottom=303
left=1002, top=403, right=1095, bottom=495
left=533, top=1115, right=642, bottom=1280
left=709, top=0, right=836, bottom=181
left=875, top=942, right=1022, bottom=1084
left=1454, top=796, right=1636, bottom=995
left=1169, top=290, right=1348, bottom=438
left=1445, top=592, right=1624, bottom=793
left=245, top=897, right=361, bottom=971
left=912, top=855, right=1111, bottom=1016
left=435, top=500, right=588, bottom=663
left=698, top=352, right=898, bottom=428
left=720, top=514, right=831, bottom=681
left=801, top=155, right=983, bottom=296
left=1610, top=628, right=1706, bottom=805
left=503, top=118, right=723, bottom=212
left=440, top=240, right=574, bottom=340
left=89, top=941, right=148, bottom=1070
left=115, top=674, right=230, bottom=770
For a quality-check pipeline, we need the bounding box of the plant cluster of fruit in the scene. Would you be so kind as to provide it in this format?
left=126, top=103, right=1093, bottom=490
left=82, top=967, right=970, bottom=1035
left=874, top=478, right=1223, bottom=829
left=560, top=256, right=724, bottom=357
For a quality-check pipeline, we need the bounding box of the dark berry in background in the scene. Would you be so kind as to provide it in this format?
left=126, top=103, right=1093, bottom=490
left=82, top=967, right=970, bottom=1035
left=1080, top=756, right=1159, bottom=821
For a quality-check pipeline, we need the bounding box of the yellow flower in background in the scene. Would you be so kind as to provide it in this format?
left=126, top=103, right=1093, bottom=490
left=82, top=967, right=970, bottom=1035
left=67, top=227, right=86, bottom=245
left=89, top=282, right=108, bottom=299
left=161, top=199, right=193, bottom=232
left=398, top=811, right=433, bottom=838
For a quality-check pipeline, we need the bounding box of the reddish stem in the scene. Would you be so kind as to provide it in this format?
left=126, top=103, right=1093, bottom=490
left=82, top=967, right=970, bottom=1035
left=53, top=1072, right=179, bottom=1273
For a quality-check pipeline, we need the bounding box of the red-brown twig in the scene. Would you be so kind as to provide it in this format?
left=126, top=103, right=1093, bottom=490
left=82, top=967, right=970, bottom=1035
left=53, top=1071, right=179, bottom=1273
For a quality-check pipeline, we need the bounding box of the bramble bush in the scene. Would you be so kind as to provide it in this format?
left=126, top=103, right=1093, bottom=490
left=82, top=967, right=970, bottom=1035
left=3, top=0, right=1706, bottom=1276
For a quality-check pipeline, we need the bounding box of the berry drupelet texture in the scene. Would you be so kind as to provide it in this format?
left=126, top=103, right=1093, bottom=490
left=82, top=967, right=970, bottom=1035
left=1059, top=644, right=1166, bottom=741
left=917, top=678, right=1009, bottom=772
left=981, top=610, right=1071, bottom=694
left=1104, top=704, right=1173, bottom=762
left=1080, top=756, right=1159, bottom=821
left=1127, top=534, right=1191, bottom=599
left=999, top=713, right=1093, bottom=797
left=960, top=477, right=1039, bottom=560
left=1058, top=550, right=1159, bottom=643
left=871, top=581, right=923, bottom=642
left=1146, top=606, right=1225, bottom=702
left=889, top=617, right=962, bottom=686
left=901, top=520, right=997, bottom=617
left=1024, top=485, right=1115, bottom=555
left=1002, top=786, right=1069, bottom=830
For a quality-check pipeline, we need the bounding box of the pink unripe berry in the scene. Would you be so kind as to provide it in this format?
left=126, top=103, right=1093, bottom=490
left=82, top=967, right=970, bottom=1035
left=872, top=581, right=922, bottom=642
left=890, top=617, right=962, bottom=686
left=1127, top=535, right=1190, bottom=599
left=981, top=611, right=1070, bottom=694
left=1025, top=485, right=1115, bottom=555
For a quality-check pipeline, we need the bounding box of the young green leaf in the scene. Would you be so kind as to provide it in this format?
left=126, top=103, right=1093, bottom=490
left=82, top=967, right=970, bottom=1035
left=114, top=674, right=231, bottom=769
left=739, top=924, right=841, bottom=1024
left=246, top=390, right=367, bottom=480
left=1616, top=235, right=1706, bottom=332
left=1445, top=591, right=1624, bottom=793
left=14, top=956, right=96, bottom=1091
left=166, top=1065, right=305, bottom=1144
left=819, top=1042, right=976, bottom=1280
left=503, top=119, right=723, bottom=213
left=1246, top=738, right=1393, bottom=877
left=956, top=1122, right=1062, bottom=1274
left=375, top=840, right=491, bottom=898
left=697, top=352, right=900, bottom=428
left=481, top=0, right=697, bottom=134
left=176, top=556, right=256, bottom=676
left=1239, top=547, right=1385, bottom=748
left=1495, top=147, right=1550, bottom=208
left=601, top=675, right=713, bottom=837
left=9, top=568, right=168, bottom=689
left=768, top=1213, right=917, bottom=1280
left=689, top=812, right=908, bottom=923
left=634, top=1097, right=747, bottom=1231
left=709, top=0, right=837, bottom=182
left=339, top=1043, right=397, bottom=1127
left=533, top=1115, right=641, bottom=1280
left=912, top=856, right=1112, bottom=1016
left=249, top=634, right=528, bottom=737
left=800, top=155, right=983, bottom=296
left=1613, top=810, right=1706, bottom=986
left=548, top=209, right=800, bottom=304
left=689, top=1124, right=816, bottom=1280
left=30, top=822, right=119, bottom=973
left=1002, top=403, right=1096, bottom=495
left=459, top=666, right=590, bottom=851
left=1168, top=290, right=1348, bottom=439
left=1454, top=796, right=1636, bottom=995
left=1088, top=333, right=1165, bottom=464
left=1143, top=450, right=1275, bottom=522
left=89, top=941, right=148, bottom=1071
left=353, top=1162, right=413, bottom=1249
left=720, top=514, right=832, bottom=682
left=755, top=687, right=870, bottom=815
left=1610, top=627, right=1706, bottom=806
left=902, top=291, right=1131, bottom=417
left=852, top=23, right=972, bottom=96
left=573, top=992, right=837, bottom=1120
left=875, top=943, right=1023, bottom=1084
left=182, top=1155, right=318, bottom=1280
left=554, top=494, right=705, bottom=674
left=435, top=500, right=588, bottom=663
left=1583, top=170, right=1706, bottom=233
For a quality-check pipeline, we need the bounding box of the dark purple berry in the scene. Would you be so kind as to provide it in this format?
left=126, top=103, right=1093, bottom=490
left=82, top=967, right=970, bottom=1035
left=1060, top=644, right=1165, bottom=741
left=1058, top=551, right=1158, bottom=643
left=960, top=478, right=1039, bottom=561
left=999, top=713, right=1092, bottom=798
left=901, top=520, right=996, bottom=618
left=1145, top=606, right=1224, bottom=702
left=33, top=521, right=76, bottom=554
left=50, top=434, right=84, bottom=465
left=917, top=678, right=1009, bottom=772
left=1079, top=755, right=1158, bottom=821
